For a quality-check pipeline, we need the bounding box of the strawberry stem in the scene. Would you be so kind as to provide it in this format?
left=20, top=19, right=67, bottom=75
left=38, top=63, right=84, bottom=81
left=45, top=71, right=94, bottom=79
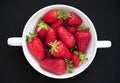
left=26, top=32, right=37, bottom=42
left=37, top=17, right=49, bottom=32
left=49, top=40, right=59, bottom=54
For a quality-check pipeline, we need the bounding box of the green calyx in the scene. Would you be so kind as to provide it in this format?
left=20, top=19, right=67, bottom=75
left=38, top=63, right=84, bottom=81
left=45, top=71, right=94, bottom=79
left=26, top=32, right=37, bottom=42
left=63, top=12, right=71, bottom=20
left=65, top=59, right=74, bottom=73
left=74, top=51, right=88, bottom=63
left=49, top=40, right=59, bottom=54
left=37, top=18, right=49, bottom=32
left=70, top=46, right=78, bottom=52
left=57, top=9, right=71, bottom=20
left=78, top=26, right=89, bottom=31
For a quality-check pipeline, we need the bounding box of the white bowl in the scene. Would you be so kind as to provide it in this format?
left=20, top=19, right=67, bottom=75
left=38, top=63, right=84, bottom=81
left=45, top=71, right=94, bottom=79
left=8, top=4, right=111, bottom=79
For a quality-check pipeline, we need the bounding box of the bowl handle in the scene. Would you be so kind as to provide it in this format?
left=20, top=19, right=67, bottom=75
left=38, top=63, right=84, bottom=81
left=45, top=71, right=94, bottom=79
left=97, top=40, right=111, bottom=48
left=7, top=37, right=22, bottom=46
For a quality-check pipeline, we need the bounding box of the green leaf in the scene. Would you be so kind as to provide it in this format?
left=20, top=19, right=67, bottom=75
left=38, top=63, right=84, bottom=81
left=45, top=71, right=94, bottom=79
left=67, top=67, right=74, bottom=73
left=70, top=46, right=77, bottom=52
left=37, top=17, right=50, bottom=32
left=74, top=51, right=88, bottom=63
left=49, top=40, right=59, bottom=54
left=26, top=32, right=37, bottom=42
left=57, top=10, right=71, bottom=20
left=63, top=12, right=71, bottom=20
left=78, top=26, right=89, bottom=31
left=79, top=53, right=87, bottom=63
left=57, top=9, right=64, bottom=19
left=65, top=59, right=74, bottom=73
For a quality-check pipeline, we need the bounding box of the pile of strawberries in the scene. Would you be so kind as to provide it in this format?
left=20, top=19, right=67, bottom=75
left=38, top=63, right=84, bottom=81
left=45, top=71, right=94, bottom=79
left=26, top=9, right=91, bottom=75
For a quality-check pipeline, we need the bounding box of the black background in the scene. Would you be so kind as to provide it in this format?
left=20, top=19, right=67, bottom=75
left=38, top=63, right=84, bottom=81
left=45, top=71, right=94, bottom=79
left=0, top=0, right=119, bottom=83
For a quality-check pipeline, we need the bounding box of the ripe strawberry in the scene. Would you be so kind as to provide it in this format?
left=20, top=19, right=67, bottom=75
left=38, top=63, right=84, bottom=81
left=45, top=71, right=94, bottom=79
left=46, top=28, right=57, bottom=47
left=40, top=58, right=66, bottom=75
left=70, top=53, right=80, bottom=67
left=66, top=12, right=82, bottom=26
left=35, top=18, right=49, bottom=41
left=67, top=26, right=78, bottom=34
left=26, top=33, right=45, bottom=60
left=43, top=9, right=64, bottom=24
left=49, top=40, right=71, bottom=59
left=76, top=26, right=91, bottom=53
left=51, top=19, right=64, bottom=31
left=57, top=26, right=76, bottom=48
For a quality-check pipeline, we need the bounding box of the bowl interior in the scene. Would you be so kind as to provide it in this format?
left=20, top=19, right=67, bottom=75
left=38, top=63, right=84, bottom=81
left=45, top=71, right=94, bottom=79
left=22, top=4, right=97, bottom=79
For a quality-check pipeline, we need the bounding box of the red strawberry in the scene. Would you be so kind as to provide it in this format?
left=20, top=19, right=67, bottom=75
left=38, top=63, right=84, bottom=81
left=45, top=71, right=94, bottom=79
left=46, top=28, right=57, bottom=47
left=70, top=53, right=80, bottom=67
left=76, top=26, right=91, bottom=53
left=67, top=26, right=78, bottom=34
left=66, top=12, right=82, bottom=26
left=49, top=40, right=71, bottom=59
left=26, top=33, right=45, bottom=60
left=51, top=19, right=64, bottom=31
left=35, top=18, right=49, bottom=41
left=40, top=58, right=66, bottom=75
left=43, top=9, right=64, bottom=24
left=57, top=26, right=76, bottom=48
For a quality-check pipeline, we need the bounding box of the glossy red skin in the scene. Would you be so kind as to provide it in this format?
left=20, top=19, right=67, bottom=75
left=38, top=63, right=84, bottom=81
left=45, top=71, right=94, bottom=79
left=66, top=12, right=82, bottom=26
left=71, top=54, right=80, bottom=67
left=51, top=19, right=64, bottom=31
left=76, top=30, right=91, bottom=53
left=57, top=26, right=76, bottom=48
left=46, top=28, right=57, bottom=47
left=43, top=10, right=58, bottom=24
left=53, top=41, right=71, bottom=59
left=40, top=58, right=66, bottom=75
left=66, top=26, right=78, bottom=34
left=35, top=25, right=47, bottom=41
left=27, top=37, right=45, bottom=60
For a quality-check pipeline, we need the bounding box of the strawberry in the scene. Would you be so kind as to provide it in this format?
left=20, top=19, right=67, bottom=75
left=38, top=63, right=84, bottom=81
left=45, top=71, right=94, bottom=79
left=70, top=53, right=80, bottom=67
left=66, top=12, right=82, bottom=26
left=66, top=26, right=78, bottom=34
left=43, top=9, right=64, bottom=24
left=40, top=58, right=66, bottom=75
left=49, top=40, right=71, bottom=59
left=26, top=33, right=45, bottom=60
left=57, top=26, right=76, bottom=48
left=35, top=18, right=49, bottom=41
left=46, top=28, right=57, bottom=47
left=76, top=26, right=91, bottom=53
left=51, top=19, right=64, bottom=31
